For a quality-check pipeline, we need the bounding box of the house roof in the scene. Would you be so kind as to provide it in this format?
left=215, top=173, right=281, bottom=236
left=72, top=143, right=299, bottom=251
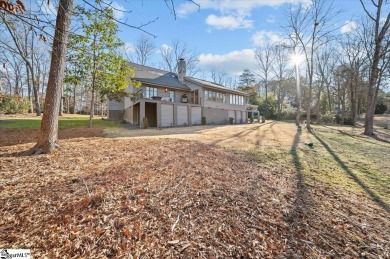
left=129, top=62, right=248, bottom=96
left=185, top=77, right=249, bottom=96
left=130, top=62, right=191, bottom=91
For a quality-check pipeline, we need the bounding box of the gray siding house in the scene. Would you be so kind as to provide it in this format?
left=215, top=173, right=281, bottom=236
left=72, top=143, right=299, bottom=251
left=108, top=59, right=259, bottom=127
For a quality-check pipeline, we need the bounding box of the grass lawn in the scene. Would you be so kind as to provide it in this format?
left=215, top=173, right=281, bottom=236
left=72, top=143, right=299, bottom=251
left=0, top=114, right=118, bottom=129
left=0, top=118, right=389, bottom=257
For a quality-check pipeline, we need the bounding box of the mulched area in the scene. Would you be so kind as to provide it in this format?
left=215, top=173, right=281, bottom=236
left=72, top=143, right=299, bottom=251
left=0, top=129, right=389, bottom=257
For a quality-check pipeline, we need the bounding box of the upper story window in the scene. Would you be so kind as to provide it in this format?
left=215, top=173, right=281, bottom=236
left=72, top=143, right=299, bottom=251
left=169, top=91, right=175, bottom=102
left=230, top=94, right=244, bottom=105
left=204, top=90, right=226, bottom=103
left=145, top=87, right=157, bottom=98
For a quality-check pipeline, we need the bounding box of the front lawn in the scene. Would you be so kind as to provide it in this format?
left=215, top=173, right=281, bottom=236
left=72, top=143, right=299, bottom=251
left=0, top=114, right=118, bottom=129
left=0, top=121, right=389, bottom=257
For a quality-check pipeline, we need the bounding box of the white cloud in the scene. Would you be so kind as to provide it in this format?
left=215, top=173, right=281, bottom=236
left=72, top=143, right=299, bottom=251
left=340, top=21, right=357, bottom=34
left=198, top=49, right=257, bottom=75
left=111, top=2, right=126, bottom=20
left=178, top=0, right=309, bottom=30
left=266, top=15, right=276, bottom=23
left=178, top=0, right=310, bottom=17
left=160, top=43, right=172, bottom=53
left=123, top=42, right=135, bottom=53
left=251, top=30, right=284, bottom=47
left=206, top=14, right=253, bottom=30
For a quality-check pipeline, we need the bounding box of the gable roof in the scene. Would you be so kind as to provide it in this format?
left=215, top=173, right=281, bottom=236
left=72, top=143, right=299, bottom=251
left=130, top=62, right=190, bottom=91
left=129, top=62, right=248, bottom=96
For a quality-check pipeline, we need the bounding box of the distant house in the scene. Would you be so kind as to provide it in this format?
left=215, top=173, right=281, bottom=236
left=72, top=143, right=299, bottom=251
left=108, top=59, right=259, bottom=127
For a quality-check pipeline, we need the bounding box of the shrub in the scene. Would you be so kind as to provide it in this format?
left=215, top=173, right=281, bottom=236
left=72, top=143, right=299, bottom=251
left=280, top=107, right=296, bottom=120
left=335, top=114, right=354, bottom=125
left=375, top=103, right=387, bottom=114
left=201, top=116, right=206, bottom=125
left=229, top=117, right=234, bottom=124
left=249, top=117, right=254, bottom=123
left=0, top=94, right=30, bottom=114
left=321, top=113, right=335, bottom=124
left=143, top=117, right=149, bottom=128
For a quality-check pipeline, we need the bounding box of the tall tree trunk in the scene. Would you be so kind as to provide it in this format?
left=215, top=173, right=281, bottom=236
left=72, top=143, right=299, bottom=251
left=59, top=83, right=63, bottom=116
left=73, top=85, right=76, bottom=114
left=29, top=0, right=74, bottom=154
left=295, top=65, right=301, bottom=127
left=89, top=84, right=95, bottom=127
left=316, top=92, right=321, bottom=124
left=31, top=74, right=41, bottom=116
left=364, top=67, right=379, bottom=135
left=326, top=84, right=332, bottom=113
left=30, top=30, right=41, bottom=116
left=89, top=32, right=98, bottom=128
left=277, top=81, right=282, bottom=120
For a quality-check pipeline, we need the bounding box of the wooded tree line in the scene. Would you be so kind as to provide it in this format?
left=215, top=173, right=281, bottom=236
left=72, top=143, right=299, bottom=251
left=239, top=0, right=389, bottom=136
left=0, top=0, right=389, bottom=154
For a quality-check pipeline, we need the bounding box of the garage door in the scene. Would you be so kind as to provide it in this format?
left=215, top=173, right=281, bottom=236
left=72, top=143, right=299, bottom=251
left=228, top=110, right=235, bottom=122
left=177, top=105, right=188, bottom=126
left=191, top=107, right=202, bottom=125
left=236, top=111, right=242, bottom=123
left=161, top=104, right=174, bottom=127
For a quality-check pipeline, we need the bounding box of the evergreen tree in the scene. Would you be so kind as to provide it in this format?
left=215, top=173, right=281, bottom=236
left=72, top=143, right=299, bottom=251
left=238, top=68, right=256, bottom=88
left=68, top=6, right=132, bottom=127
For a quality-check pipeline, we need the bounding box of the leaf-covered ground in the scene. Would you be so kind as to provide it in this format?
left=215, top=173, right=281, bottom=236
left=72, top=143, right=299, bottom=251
left=0, top=122, right=389, bottom=258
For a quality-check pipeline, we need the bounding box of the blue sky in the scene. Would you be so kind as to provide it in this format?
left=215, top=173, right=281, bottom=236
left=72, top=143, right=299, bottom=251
left=111, top=0, right=372, bottom=79
left=39, top=0, right=382, bottom=79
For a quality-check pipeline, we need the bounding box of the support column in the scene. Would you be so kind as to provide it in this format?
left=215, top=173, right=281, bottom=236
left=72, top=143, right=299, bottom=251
left=173, top=103, right=178, bottom=127
left=157, top=101, right=161, bottom=128
left=140, top=100, right=145, bottom=128
left=188, top=104, right=192, bottom=126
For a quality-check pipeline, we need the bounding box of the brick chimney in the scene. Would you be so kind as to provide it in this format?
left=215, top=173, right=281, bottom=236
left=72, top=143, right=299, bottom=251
left=177, top=58, right=186, bottom=83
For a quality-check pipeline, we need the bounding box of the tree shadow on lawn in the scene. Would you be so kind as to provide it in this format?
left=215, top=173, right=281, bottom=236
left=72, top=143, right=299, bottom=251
left=322, top=124, right=390, bottom=146
left=286, top=129, right=315, bottom=255
left=312, top=130, right=389, bottom=213
left=210, top=121, right=276, bottom=146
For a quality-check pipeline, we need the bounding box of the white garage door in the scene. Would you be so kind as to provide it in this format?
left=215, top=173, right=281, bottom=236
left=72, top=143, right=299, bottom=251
left=177, top=105, right=188, bottom=126
left=191, top=107, right=202, bottom=125
left=236, top=111, right=242, bottom=123
left=161, top=104, right=174, bottom=127
left=228, top=110, right=235, bottom=122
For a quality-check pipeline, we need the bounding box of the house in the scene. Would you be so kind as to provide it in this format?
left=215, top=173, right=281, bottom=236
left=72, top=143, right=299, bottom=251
left=108, top=59, right=259, bottom=127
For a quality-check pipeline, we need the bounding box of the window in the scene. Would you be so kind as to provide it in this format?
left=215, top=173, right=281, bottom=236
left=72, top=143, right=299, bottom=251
left=145, top=87, right=157, bottom=98
left=204, top=90, right=226, bottom=103
left=169, top=91, right=175, bottom=102
left=230, top=94, right=244, bottom=105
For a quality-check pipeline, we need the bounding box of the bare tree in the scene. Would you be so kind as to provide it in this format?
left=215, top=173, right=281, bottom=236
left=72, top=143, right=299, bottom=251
left=358, top=0, right=390, bottom=136
left=286, top=0, right=341, bottom=130
left=339, top=32, right=367, bottom=125
left=210, top=67, right=227, bottom=85
left=160, top=40, right=199, bottom=76
left=315, top=46, right=339, bottom=123
left=134, top=34, right=155, bottom=65
left=272, top=44, right=291, bottom=119
left=255, top=44, right=275, bottom=119
left=0, top=13, right=42, bottom=115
